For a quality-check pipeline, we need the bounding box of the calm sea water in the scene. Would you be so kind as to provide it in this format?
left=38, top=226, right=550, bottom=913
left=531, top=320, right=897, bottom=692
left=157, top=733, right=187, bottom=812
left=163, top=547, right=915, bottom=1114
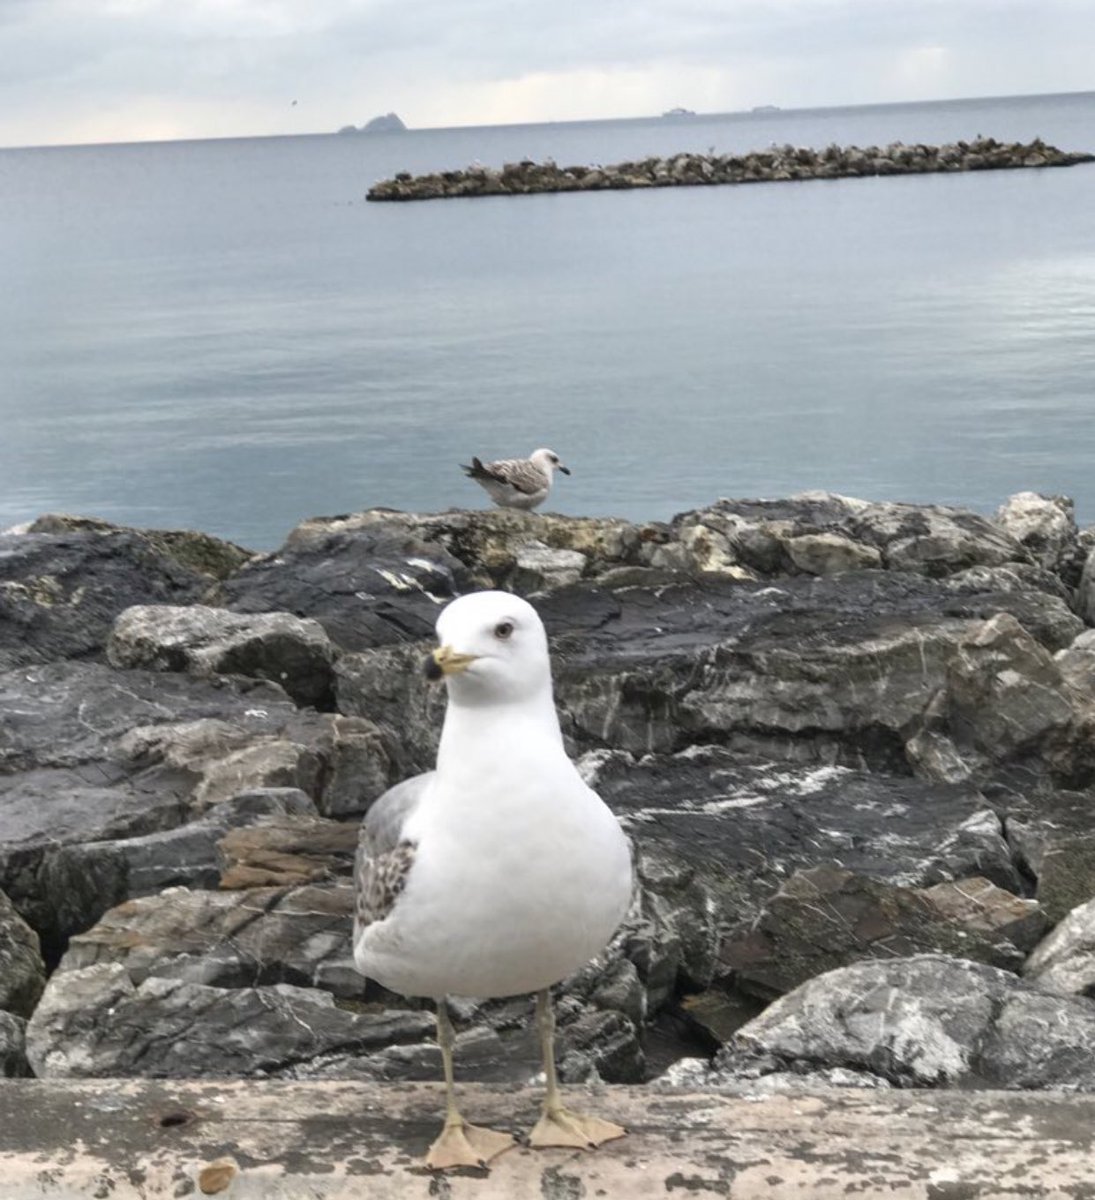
left=2, top=92, right=1094, bottom=548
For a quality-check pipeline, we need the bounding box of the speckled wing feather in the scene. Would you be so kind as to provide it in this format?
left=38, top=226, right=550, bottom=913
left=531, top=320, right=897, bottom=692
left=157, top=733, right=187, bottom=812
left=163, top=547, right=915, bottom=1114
left=485, top=456, right=550, bottom=496
left=354, top=772, right=431, bottom=934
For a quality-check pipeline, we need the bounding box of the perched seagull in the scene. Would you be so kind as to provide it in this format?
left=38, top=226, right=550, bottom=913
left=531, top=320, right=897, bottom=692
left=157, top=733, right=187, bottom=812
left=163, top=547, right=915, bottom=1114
left=461, top=447, right=571, bottom=510
left=353, top=591, right=633, bottom=1170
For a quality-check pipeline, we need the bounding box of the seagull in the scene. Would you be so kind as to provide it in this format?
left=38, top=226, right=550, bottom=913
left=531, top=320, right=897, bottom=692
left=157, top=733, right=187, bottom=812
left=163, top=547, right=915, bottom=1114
left=460, top=447, right=571, bottom=510
left=353, top=591, right=633, bottom=1170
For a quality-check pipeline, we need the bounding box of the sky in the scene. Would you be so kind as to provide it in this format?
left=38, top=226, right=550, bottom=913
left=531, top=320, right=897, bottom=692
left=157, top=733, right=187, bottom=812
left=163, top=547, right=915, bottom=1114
left=1, top=0, right=1093, bottom=148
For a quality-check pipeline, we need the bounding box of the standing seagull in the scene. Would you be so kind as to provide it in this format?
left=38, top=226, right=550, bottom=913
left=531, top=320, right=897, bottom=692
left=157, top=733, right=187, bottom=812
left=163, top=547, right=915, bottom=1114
left=353, top=591, right=633, bottom=1170
left=461, top=447, right=571, bottom=510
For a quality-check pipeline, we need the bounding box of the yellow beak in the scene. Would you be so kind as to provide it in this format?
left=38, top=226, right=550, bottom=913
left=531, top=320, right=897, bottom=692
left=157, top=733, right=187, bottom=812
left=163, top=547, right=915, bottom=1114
left=424, top=645, right=478, bottom=681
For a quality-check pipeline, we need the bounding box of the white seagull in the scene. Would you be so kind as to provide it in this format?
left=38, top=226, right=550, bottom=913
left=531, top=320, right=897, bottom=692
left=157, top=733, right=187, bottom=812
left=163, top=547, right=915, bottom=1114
left=460, top=447, right=571, bottom=510
left=353, top=590, right=633, bottom=1170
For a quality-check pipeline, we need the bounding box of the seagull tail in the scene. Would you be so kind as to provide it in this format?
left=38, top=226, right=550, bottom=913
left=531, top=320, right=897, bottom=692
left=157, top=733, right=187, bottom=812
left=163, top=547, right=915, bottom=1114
left=461, top=456, right=499, bottom=482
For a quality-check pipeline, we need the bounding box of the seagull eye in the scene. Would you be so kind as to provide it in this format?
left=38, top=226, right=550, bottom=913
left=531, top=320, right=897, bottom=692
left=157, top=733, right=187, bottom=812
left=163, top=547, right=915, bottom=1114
left=494, top=621, right=515, bottom=640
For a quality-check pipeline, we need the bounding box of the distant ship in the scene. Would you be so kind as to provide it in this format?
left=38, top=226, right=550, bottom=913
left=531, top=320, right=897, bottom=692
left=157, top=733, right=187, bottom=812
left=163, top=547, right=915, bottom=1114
left=751, top=105, right=782, bottom=113
left=662, top=107, right=697, bottom=119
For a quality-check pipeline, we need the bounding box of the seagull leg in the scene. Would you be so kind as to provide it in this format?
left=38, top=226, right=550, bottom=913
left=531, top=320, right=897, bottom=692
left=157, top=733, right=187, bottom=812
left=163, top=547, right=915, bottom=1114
left=527, top=988, right=626, bottom=1150
left=426, top=998, right=516, bottom=1170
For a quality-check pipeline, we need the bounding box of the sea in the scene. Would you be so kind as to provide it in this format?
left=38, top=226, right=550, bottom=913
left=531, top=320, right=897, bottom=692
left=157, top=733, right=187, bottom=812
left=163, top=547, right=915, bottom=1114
left=2, top=91, right=1094, bottom=549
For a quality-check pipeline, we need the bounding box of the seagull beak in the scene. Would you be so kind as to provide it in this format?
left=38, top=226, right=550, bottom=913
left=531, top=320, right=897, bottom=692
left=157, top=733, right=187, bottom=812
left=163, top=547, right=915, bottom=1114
left=424, top=645, right=478, bottom=681
left=558, top=464, right=571, bottom=475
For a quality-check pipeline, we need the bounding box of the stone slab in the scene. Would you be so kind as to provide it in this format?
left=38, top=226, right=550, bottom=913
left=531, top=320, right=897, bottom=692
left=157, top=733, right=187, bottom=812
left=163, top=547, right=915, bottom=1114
left=1, top=1080, right=1095, bottom=1197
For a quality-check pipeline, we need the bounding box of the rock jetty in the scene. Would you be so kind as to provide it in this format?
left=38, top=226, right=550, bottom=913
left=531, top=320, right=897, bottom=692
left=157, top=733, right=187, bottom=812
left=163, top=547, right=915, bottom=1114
left=366, top=136, right=1093, bottom=200
left=6, top=490, right=1095, bottom=1108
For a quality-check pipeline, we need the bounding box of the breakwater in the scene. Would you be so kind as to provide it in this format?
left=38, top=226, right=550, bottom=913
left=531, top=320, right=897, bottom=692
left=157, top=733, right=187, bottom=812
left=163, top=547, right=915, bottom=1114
left=366, top=136, right=1093, bottom=201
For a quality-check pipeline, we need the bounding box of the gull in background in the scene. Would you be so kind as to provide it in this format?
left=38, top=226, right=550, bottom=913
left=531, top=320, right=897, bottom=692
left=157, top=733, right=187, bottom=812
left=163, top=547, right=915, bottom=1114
left=461, top=447, right=571, bottom=510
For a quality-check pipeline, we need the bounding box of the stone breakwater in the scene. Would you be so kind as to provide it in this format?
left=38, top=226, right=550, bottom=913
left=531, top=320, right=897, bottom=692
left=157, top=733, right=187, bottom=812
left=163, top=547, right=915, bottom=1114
left=366, top=136, right=1094, bottom=201
left=8, top=493, right=1095, bottom=1100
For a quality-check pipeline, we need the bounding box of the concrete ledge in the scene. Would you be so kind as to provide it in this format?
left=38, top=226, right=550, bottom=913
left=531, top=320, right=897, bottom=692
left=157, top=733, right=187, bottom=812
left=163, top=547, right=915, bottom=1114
left=3, top=1080, right=1095, bottom=1197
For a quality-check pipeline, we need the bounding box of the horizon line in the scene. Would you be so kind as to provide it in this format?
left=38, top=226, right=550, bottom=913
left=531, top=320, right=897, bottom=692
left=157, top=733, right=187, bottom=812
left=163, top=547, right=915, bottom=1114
left=1, top=86, right=1092, bottom=154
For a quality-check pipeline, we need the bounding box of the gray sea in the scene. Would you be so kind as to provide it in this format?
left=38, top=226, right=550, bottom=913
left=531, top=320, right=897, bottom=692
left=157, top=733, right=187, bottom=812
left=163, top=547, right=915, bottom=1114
left=2, top=91, right=1094, bottom=548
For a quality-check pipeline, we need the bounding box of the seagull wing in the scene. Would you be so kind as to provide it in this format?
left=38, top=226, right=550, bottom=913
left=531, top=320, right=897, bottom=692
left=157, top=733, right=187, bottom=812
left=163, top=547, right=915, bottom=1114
left=354, top=771, right=431, bottom=934
left=485, top=456, right=549, bottom=496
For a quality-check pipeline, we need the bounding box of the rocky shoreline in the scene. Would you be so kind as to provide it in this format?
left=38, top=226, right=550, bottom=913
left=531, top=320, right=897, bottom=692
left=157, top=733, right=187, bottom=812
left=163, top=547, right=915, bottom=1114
left=366, top=137, right=1094, bottom=201
left=5, top=491, right=1095, bottom=1099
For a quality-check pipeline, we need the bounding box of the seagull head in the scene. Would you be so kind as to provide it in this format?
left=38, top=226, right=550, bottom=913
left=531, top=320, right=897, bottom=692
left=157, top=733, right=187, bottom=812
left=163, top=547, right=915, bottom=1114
left=424, top=591, right=552, bottom=704
left=529, top=448, right=571, bottom=476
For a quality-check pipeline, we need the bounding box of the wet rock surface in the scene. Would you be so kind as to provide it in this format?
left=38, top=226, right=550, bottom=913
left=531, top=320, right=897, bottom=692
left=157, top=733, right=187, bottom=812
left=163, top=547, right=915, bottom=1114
left=367, top=137, right=1095, bottom=201
left=5, top=489, right=1095, bottom=1095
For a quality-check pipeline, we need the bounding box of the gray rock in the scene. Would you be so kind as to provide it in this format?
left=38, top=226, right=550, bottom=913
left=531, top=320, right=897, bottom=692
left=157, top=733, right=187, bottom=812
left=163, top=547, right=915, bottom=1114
left=25, top=963, right=433, bottom=1079
left=511, top=541, right=587, bottom=591
left=994, top=492, right=1076, bottom=572
left=717, top=954, right=1095, bottom=1090
left=108, top=604, right=338, bottom=709
left=720, top=865, right=1036, bottom=999
left=0, top=526, right=236, bottom=671
left=0, top=662, right=398, bottom=945
left=1025, top=897, right=1095, bottom=997
left=1006, top=790, right=1095, bottom=923
left=0, top=888, right=45, bottom=1017
left=1055, top=629, right=1095, bottom=694
left=36, top=789, right=320, bottom=943
left=0, top=1011, right=28, bottom=1077
left=592, top=750, right=1023, bottom=983
left=1078, top=545, right=1095, bottom=624
left=945, top=612, right=1077, bottom=759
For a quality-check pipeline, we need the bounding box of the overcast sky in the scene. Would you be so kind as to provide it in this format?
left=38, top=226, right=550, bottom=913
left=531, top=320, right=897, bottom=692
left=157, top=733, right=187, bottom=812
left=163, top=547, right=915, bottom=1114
left=2, top=0, right=1092, bottom=148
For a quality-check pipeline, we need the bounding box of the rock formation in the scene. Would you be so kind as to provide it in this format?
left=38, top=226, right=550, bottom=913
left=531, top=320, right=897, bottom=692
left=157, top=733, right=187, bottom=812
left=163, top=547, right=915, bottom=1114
left=367, top=137, right=1094, bottom=201
left=5, top=491, right=1095, bottom=1096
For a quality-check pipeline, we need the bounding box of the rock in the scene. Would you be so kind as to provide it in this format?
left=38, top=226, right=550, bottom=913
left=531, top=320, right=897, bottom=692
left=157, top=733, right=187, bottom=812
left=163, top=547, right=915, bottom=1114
left=0, top=662, right=398, bottom=946
left=944, top=612, right=1077, bottom=759
left=511, top=541, right=587, bottom=591
left=716, top=954, right=1095, bottom=1090
left=217, top=810, right=358, bottom=889
left=1025, top=897, right=1095, bottom=997
left=1006, top=790, right=1095, bottom=923
left=107, top=605, right=338, bottom=709
left=367, top=139, right=1095, bottom=201
left=784, top=532, right=882, bottom=574
left=994, top=492, right=1076, bottom=572
left=0, top=529, right=216, bottom=670
left=35, top=790, right=320, bottom=943
left=919, top=875, right=1046, bottom=951
left=54, top=883, right=361, bottom=996
left=25, top=514, right=253, bottom=580
left=1055, top=628, right=1095, bottom=693
left=220, top=518, right=467, bottom=651
left=720, top=865, right=1035, bottom=1000
left=1077, top=545, right=1095, bottom=624
left=25, top=963, right=434, bottom=1079
left=0, top=1011, right=27, bottom=1077
left=594, top=749, right=1022, bottom=955
left=0, top=889, right=45, bottom=1017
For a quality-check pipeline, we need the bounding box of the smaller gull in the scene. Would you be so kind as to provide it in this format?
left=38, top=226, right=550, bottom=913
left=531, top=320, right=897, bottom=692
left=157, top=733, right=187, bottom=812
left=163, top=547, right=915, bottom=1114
left=461, top=447, right=570, bottom=510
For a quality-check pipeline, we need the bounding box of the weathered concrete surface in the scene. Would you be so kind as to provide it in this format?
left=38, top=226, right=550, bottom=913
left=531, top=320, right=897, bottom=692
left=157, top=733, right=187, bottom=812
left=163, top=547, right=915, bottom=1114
left=2, top=1080, right=1095, bottom=1197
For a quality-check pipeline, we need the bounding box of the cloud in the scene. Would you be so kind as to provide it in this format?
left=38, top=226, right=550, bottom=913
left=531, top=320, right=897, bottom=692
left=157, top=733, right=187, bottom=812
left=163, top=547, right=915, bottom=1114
left=0, top=0, right=1092, bottom=146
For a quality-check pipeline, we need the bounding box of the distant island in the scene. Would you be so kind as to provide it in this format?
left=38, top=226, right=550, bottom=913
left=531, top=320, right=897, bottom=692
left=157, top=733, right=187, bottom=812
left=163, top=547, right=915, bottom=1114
left=752, top=104, right=782, bottom=113
left=338, top=113, right=407, bottom=135
left=662, top=107, right=697, bottom=119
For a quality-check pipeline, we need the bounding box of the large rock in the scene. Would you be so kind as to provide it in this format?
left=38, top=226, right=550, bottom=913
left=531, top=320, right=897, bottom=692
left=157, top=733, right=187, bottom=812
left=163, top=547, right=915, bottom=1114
left=0, top=529, right=219, bottom=670
left=1024, top=897, right=1095, bottom=996
left=1006, top=789, right=1095, bottom=923
left=716, top=954, right=1095, bottom=1090
left=0, top=1011, right=27, bottom=1077
left=720, top=865, right=1041, bottom=999
left=108, top=605, right=338, bottom=709
left=994, top=491, right=1076, bottom=573
left=0, top=662, right=398, bottom=946
left=25, top=964, right=433, bottom=1079
left=0, top=888, right=45, bottom=1017
left=589, top=748, right=1022, bottom=950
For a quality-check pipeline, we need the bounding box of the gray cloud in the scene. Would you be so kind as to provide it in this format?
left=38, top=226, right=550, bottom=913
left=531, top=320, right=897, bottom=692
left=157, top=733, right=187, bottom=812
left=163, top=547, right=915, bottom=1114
left=1, top=0, right=1092, bottom=146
